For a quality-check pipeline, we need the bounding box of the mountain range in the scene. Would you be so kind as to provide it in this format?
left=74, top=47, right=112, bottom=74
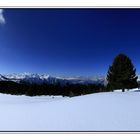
left=0, top=73, right=107, bottom=85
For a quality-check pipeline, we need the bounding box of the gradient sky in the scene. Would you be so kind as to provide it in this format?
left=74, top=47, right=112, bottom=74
left=0, top=8, right=140, bottom=76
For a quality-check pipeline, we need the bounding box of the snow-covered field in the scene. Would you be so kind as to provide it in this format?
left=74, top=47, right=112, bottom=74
left=0, top=90, right=140, bottom=131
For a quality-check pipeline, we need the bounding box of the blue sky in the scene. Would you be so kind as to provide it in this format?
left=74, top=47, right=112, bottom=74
left=0, top=9, right=140, bottom=76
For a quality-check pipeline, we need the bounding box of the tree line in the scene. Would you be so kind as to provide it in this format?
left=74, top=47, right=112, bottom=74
left=0, top=81, right=108, bottom=97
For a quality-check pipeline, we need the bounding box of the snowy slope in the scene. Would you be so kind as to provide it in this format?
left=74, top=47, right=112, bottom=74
left=0, top=74, right=9, bottom=81
left=0, top=90, right=140, bottom=131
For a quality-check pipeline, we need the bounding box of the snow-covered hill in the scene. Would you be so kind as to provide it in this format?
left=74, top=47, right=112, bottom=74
left=0, top=90, right=140, bottom=131
left=2, top=73, right=106, bottom=85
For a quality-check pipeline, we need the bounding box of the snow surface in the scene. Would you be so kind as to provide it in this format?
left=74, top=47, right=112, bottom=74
left=0, top=90, right=140, bottom=131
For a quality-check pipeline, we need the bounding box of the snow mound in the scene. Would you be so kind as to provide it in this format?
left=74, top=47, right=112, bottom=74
left=0, top=91, right=140, bottom=131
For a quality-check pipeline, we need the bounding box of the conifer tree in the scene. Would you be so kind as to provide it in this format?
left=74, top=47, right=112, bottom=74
left=107, top=53, right=138, bottom=92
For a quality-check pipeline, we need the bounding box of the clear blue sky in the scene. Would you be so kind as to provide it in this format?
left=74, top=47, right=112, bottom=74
left=0, top=8, right=140, bottom=76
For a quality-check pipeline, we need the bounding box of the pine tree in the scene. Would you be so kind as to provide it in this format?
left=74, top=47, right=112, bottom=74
left=107, top=53, right=138, bottom=92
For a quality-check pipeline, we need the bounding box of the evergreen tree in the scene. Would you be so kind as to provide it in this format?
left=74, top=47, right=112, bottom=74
left=107, top=53, right=138, bottom=92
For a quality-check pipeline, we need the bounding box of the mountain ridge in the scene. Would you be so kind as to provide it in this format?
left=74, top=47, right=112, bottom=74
left=0, top=73, right=107, bottom=85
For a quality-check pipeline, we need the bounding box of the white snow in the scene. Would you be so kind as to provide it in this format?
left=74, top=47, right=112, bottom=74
left=0, top=90, right=140, bottom=131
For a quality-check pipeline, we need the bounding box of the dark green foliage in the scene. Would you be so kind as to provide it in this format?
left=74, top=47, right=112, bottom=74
left=107, top=53, right=138, bottom=92
left=0, top=80, right=107, bottom=97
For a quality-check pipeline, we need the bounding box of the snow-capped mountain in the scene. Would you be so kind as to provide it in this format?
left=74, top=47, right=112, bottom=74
left=0, top=73, right=107, bottom=85
left=0, top=74, right=9, bottom=81
left=3, top=73, right=56, bottom=84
